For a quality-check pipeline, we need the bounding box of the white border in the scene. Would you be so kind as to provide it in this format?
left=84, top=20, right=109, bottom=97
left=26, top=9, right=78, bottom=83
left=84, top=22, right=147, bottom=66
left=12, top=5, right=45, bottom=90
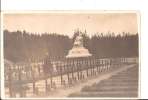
left=1, top=0, right=143, bottom=11
left=1, top=10, right=140, bottom=99
left=1, top=12, right=5, bottom=99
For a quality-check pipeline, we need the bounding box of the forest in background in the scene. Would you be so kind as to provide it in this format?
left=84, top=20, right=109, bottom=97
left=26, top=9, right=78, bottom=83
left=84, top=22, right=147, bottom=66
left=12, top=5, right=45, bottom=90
left=4, top=30, right=138, bottom=63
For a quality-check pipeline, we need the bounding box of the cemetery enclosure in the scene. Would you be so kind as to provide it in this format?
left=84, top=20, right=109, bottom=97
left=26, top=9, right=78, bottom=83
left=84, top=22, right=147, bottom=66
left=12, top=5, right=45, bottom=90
left=68, top=64, right=138, bottom=97
left=4, top=57, right=138, bottom=97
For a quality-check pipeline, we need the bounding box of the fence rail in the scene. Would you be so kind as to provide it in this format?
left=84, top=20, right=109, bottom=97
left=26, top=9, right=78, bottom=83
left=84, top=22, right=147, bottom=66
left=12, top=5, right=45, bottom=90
left=4, top=57, right=138, bottom=97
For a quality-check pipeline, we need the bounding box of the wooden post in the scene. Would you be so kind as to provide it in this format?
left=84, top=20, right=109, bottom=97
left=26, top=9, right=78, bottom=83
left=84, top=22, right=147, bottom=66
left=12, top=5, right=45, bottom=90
left=96, top=59, right=99, bottom=73
left=87, top=59, right=90, bottom=77
left=18, top=65, right=23, bottom=97
left=86, top=69, right=89, bottom=77
left=71, top=66, right=74, bottom=80
left=67, top=61, right=70, bottom=85
left=71, top=60, right=74, bottom=83
left=60, top=62, right=63, bottom=86
left=103, top=59, right=106, bottom=72
left=77, top=60, right=80, bottom=80
left=44, top=74, right=48, bottom=93
left=93, top=59, right=95, bottom=75
left=31, top=64, right=36, bottom=95
left=8, top=64, right=13, bottom=97
left=79, top=60, right=82, bottom=80
left=103, top=59, right=105, bottom=72
left=85, top=59, right=89, bottom=77
left=32, top=78, right=36, bottom=94
left=38, top=65, right=41, bottom=76
left=100, top=59, right=102, bottom=72
left=50, top=75, right=53, bottom=88
left=80, top=71, right=82, bottom=80
left=73, top=60, right=76, bottom=82
left=77, top=70, right=80, bottom=80
left=90, top=59, right=93, bottom=76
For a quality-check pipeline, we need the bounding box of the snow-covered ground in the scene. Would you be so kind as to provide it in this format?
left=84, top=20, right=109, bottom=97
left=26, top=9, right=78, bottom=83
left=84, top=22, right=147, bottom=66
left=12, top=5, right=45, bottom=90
left=45, top=64, right=136, bottom=98
left=11, top=64, right=135, bottom=98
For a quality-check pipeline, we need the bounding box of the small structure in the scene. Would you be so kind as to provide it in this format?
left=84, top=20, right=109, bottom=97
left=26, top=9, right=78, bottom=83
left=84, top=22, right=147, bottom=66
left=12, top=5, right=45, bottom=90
left=66, top=30, right=92, bottom=58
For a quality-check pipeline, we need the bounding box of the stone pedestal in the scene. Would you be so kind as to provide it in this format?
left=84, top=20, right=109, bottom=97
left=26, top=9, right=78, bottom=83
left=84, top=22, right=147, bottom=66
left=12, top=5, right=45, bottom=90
left=66, top=31, right=92, bottom=58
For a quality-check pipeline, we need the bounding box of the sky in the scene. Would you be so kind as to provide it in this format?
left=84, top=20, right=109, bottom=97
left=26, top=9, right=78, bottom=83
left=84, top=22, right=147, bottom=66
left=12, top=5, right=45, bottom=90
left=3, top=12, right=138, bottom=37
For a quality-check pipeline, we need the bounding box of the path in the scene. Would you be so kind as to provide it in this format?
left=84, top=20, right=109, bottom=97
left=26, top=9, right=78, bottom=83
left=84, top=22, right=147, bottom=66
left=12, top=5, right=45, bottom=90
left=42, top=64, right=137, bottom=98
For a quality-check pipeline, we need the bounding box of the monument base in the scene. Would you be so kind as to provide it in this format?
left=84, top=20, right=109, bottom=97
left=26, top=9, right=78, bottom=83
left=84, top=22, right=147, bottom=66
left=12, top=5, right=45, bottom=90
left=66, top=47, right=92, bottom=58
left=66, top=30, right=92, bottom=58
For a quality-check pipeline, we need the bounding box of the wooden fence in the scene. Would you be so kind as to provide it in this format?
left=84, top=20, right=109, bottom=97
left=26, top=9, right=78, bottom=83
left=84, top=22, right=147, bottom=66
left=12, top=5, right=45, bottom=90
left=4, top=57, right=138, bottom=97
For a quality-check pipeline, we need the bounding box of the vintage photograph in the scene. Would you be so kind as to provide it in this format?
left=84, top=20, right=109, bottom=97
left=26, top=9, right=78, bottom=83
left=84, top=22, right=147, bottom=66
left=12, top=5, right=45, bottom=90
left=2, top=11, right=139, bottom=98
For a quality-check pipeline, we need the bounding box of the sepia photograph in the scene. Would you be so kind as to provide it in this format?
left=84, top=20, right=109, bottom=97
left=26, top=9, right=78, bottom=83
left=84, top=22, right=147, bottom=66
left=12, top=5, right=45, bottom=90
left=2, top=11, right=139, bottom=98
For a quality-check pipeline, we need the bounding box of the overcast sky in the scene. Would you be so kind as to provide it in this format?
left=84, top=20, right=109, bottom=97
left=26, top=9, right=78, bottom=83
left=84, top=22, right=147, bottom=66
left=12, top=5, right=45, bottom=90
left=3, top=13, right=138, bottom=37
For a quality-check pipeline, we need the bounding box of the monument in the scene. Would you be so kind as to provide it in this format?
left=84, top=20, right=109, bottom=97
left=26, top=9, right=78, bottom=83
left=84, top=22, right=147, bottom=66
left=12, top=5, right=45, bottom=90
left=66, top=30, right=92, bottom=58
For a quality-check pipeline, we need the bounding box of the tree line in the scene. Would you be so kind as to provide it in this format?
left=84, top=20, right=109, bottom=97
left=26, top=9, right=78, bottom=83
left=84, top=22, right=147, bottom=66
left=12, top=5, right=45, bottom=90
left=4, top=29, right=138, bottom=63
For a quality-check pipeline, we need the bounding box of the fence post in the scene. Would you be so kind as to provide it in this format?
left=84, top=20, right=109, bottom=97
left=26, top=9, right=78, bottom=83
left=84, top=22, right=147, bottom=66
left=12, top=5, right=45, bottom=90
left=86, top=59, right=89, bottom=77
left=31, top=64, right=36, bottom=95
left=71, top=60, right=74, bottom=83
left=8, top=64, right=13, bottom=97
left=77, top=60, right=80, bottom=80
left=66, top=60, right=70, bottom=85
left=59, top=62, right=62, bottom=86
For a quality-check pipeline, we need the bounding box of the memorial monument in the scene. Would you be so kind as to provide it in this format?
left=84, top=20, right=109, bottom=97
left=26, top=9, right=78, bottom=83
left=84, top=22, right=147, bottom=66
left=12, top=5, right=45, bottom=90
left=66, top=30, right=92, bottom=58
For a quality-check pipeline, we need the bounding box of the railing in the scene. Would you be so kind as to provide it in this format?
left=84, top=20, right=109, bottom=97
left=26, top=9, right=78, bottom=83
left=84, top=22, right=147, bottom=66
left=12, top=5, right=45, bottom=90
left=4, top=57, right=138, bottom=97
